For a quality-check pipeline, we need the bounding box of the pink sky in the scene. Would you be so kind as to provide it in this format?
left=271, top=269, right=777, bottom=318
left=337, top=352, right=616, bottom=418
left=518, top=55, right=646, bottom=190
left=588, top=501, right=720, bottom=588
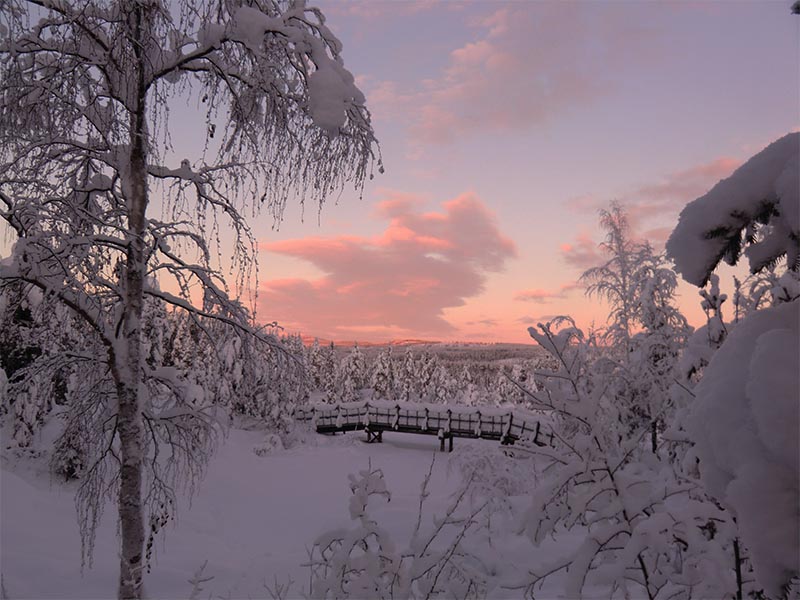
left=2, top=1, right=796, bottom=344
left=248, top=0, right=798, bottom=343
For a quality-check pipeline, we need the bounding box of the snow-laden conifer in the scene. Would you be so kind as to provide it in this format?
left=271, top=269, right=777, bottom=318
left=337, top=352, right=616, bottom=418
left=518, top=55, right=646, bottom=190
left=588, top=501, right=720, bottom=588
left=370, top=347, right=395, bottom=402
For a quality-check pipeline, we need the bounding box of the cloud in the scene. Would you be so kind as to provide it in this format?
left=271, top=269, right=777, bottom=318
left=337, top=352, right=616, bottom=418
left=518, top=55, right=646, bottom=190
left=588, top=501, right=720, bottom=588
left=558, top=155, right=742, bottom=271
left=364, top=4, right=657, bottom=149
left=624, top=157, right=741, bottom=237
left=259, top=192, right=516, bottom=341
left=516, top=314, right=561, bottom=325
left=565, top=156, right=741, bottom=246
left=560, top=232, right=603, bottom=271
left=514, top=282, right=580, bottom=304
left=465, top=318, right=499, bottom=327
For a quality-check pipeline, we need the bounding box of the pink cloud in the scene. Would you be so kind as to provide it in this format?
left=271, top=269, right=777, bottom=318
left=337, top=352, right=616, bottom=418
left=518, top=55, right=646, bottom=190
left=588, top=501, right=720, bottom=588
left=560, top=232, right=603, bottom=271
left=364, top=4, right=657, bottom=149
left=625, top=157, right=741, bottom=239
left=516, top=314, right=561, bottom=325
left=559, top=155, right=742, bottom=269
left=466, top=318, right=499, bottom=327
left=514, top=281, right=580, bottom=303
left=565, top=156, right=741, bottom=245
left=258, top=192, right=516, bottom=341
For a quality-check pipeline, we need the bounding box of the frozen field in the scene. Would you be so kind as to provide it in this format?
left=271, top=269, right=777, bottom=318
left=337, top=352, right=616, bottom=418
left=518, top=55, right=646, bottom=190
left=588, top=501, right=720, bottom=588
left=2, top=426, right=541, bottom=599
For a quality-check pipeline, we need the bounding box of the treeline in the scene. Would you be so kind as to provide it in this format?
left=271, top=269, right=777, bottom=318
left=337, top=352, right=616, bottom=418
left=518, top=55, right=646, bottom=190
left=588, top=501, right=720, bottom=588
left=300, top=341, right=541, bottom=406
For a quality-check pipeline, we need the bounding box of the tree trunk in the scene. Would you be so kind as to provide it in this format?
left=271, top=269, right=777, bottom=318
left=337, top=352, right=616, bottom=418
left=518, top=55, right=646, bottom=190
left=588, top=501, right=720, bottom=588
left=651, top=420, right=658, bottom=455
left=117, top=376, right=145, bottom=599
left=118, top=6, right=148, bottom=598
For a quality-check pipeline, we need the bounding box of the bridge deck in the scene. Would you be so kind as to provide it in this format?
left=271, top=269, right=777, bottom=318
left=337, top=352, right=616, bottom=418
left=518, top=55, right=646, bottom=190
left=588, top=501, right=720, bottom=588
left=294, top=401, right=552, bottom=451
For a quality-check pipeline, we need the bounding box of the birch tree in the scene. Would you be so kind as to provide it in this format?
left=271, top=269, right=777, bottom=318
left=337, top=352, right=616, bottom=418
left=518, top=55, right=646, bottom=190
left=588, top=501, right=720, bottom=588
left=580, top=202, right=648, bottom=358
left=0, top=1, right=379, bottom=597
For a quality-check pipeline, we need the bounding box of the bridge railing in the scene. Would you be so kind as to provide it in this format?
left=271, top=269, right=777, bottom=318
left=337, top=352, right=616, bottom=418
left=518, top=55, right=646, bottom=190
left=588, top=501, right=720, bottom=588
left=294, top=400, right=552, bottom=445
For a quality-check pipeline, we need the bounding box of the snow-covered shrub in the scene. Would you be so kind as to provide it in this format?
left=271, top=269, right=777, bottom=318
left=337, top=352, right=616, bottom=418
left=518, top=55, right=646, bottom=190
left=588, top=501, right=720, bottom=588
left=509, top=318, right=738, bottom=599
left=667, top=132, right=800, bottom=597
left=667, top=133, right=799, bottom=287
left=308, top=460, right=485, bottom=599
left=253, top=433, right=284, bottom=456
left=689, top=302, right=799, bottom=598
left=448, top=443, right=535, bottom=551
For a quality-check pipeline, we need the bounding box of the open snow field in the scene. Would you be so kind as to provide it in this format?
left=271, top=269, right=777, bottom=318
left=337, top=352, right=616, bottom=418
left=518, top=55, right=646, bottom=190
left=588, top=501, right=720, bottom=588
left=2, top=426, right=545, bottom=599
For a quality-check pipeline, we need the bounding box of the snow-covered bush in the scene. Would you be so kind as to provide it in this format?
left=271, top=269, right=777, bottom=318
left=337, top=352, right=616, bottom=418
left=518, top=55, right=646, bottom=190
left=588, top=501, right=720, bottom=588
left=308, top=460, right=485, bottom=599
left=667, top=133, right=798, bottom=287
left=253, top=433, right=285, bottom=457
left=667, top=132, right=799, bottom=597
left=509, top=318, right=738, bottom=599
left=689, top=301, right=799, bottom=598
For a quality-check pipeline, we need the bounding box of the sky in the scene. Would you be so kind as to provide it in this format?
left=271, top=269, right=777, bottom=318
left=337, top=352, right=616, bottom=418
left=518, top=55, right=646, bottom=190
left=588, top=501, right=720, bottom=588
left=247, top=0, right=799, bottom=343
left=2, top=0, right=798, bottom=344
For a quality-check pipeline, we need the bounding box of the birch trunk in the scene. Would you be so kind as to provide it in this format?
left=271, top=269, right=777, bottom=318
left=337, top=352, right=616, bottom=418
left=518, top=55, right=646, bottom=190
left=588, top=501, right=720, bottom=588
left=117, top=6, right=148, bottom=598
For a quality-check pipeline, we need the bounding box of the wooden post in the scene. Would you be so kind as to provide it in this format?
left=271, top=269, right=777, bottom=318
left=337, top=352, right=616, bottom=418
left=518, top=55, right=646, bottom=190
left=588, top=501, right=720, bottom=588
left=503, top=412, right=513, bottom=445
left=533, top=421, right=543, bottom=446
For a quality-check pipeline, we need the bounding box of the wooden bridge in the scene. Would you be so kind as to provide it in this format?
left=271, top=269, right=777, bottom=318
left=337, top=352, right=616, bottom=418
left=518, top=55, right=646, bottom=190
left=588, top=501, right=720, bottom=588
left=293, top=401, right=553, bottom=452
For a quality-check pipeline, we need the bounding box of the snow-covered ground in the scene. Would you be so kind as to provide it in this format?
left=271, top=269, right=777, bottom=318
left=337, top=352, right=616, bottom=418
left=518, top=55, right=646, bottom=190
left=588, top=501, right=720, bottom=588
left=2, top=425, right=537, bottom=599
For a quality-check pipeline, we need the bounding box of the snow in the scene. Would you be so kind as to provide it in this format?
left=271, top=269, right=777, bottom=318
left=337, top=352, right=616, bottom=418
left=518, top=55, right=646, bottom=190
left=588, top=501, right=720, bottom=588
left=307, top=64, right=360, bottom=135
left=0, top=428, right=475, bottom=598
left=197, top=22, right=224, bottom=49
left=2, top=421, right=597, bottom=598
left=224, top=4, right=365, bottom=136
left=231, top=6, right=284, bottom=53
left=688, top=300, right=800, bottom=596
left=667, top=132, right=800, bottom=286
